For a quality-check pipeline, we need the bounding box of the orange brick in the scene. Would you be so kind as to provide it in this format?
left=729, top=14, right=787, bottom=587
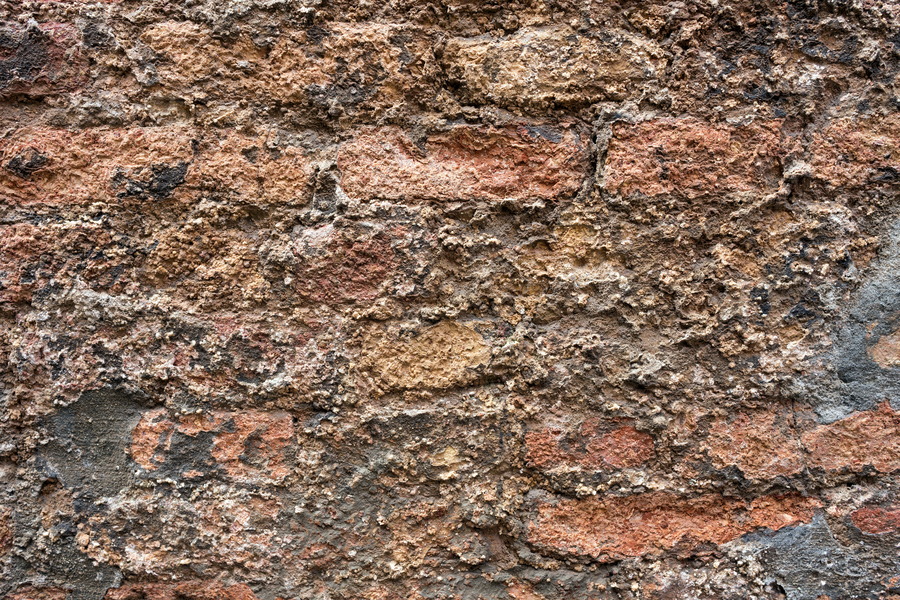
left=129, top=408, right=175, bottom=472
left=212, top=412, right=294, bottom=484
left=359, top=320, right=491, bottom=392
left=140, top=21, right=436, bottom=111
left=703, top=407, right=805, bottom=480
left=130, top=410, right=294, bottom=484
left=700, top=403, right=900, bottom=479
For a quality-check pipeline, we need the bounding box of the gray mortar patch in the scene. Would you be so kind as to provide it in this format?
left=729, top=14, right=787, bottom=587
left=5, top=535, right=122, bottom=600
left=746, top=513, right=900, bottom=599
left=4, top=388, right=154, bottom=600
left=791, top=220, right=900, bottom=423
left=37, top=388, right=147, bottom=497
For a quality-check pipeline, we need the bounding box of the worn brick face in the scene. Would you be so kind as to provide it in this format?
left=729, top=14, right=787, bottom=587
left=0, top=128, right=313, bottom=205
left=130, top=410, right=294, bottom=484
left=359, top=320, right=491, bottom=391
left=7, top=588, right=69, bottom=600
left=698, top=403, right=900, bottom=479
left=290, top=223, right=408, bottom=305
left=850, top=505, right=900, bottom=534
left=105, top=581, right=261, bottom=600
left=528, top=492, right=819, bottom=561
left=802, top=402, right=900, bottom=474
left=0, top=505, right=11, bottom=559
left=140, top=21, right=437, bottom=112
left=338, top=124, right=589, bottom=201
left=868, top=327, right=900, bottom=368
left=809, top=116, right=900, bottom=187
left=526, top=420, right=654, bottom=471
left=603, top=119, right=786, bottom=198
left=0, top=222, right=114, bottom=307
left=0, top=23, right=86, bottom=97
left=0, top=223, right=54, bottom=305
left=0, top=127, right=194, bottom=205
left=703, top=408, right=805, bottom=480
left=443, top=26, right=662, bottom=110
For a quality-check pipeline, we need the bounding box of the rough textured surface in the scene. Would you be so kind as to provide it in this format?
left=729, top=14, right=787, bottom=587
left=1, top=0, right=899, bottom=599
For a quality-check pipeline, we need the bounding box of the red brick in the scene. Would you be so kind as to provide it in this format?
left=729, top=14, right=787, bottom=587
left=130, top=410, right=294, bottom=484
left=106, top=581, right=261, bottom=600
left=0, top=128, right=313, bottom=206
left=0, top=223, right=53, bottom=304
left=810, top=115, right=900, bottom=187
left=7, top=587, right=69, bottom=600
left=0, top=23, right=87, bottom=98
left=212, top=412, right=294, bottom=484
left=526, top=419, right=654, bottom=471
left=603, top=118, right=785, bottom=198
left=291, top=223, right=401, bottom=304
left=338, top=123, right=589, bottom=202
left=528, top=492, right=819, bottom=561
left=703, top=408, right=805, bottom=480
left=851, top=505, right=900, bottom=534
left=802, top=402, right=900, bottom=474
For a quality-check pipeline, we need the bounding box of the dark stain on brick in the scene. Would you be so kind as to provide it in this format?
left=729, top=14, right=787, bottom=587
left=0, top=26, right=50, bottom=91
left=5, top=147, right=49, bottom=179
left=113, top=161, right=189, bottom=200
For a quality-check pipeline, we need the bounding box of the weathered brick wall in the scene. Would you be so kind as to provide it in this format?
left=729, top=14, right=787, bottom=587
left=1, top=1, right=899, bottom=599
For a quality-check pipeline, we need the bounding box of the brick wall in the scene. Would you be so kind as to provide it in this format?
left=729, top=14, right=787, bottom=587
left=1, top=1, right=899, bottom=599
